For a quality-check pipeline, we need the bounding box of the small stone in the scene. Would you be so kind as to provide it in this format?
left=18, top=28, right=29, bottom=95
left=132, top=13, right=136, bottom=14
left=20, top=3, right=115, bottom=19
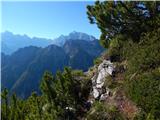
left=100, top=93, right=108, bottom=101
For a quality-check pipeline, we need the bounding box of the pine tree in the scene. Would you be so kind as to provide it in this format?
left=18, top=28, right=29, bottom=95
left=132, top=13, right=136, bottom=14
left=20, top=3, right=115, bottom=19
left=10, top=94, right=18, bottom=120
left=87, top=1, right=160, bottom=47
left=1, top=88, right=9, bottom=120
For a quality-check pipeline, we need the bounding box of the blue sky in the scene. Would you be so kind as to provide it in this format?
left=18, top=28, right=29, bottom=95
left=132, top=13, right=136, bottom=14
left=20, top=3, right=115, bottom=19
left=1, top=1, right=100, bottom=39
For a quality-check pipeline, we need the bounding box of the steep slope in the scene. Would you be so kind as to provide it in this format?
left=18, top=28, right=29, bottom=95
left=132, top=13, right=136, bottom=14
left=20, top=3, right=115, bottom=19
left=1, top=52, right=9, bottom=68
left=86, top=57, right=138, bottom=120
left=64, top=40, right=103, bottom=56
left=1, top=46, right=41, bottom=90
left=64, top=40, right=104, bottom=71
left=85, top=29, right=160, bottom=120
left=11, top=45, right=69, bottom=98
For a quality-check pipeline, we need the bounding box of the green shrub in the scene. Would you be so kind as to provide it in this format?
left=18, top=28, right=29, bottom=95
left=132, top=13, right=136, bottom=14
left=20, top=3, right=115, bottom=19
left=127, top=29, right=160, bottom=74
left=104, top=76, right=115, bottom=89
left=94, top=57, right=103, bottom=65
left=108, top=35, right=134, bottom=62
left=126, top=69, right=160, bottom=119
left=72, top=69, right=84, bottom=76
left=87, top=102, right=123, bottom=120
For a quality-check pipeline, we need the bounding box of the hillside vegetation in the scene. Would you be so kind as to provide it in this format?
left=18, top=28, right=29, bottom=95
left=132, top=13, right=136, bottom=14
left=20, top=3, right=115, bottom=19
left=1, top=1, right=160, bottom=120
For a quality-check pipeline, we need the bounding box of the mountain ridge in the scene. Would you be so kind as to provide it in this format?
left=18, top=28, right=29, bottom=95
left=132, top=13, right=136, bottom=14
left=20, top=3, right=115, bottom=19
left=1, top=31, right=98, bottom=54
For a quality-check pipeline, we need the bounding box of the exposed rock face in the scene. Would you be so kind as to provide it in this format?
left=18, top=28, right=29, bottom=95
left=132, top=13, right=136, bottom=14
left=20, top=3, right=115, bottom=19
left=91, top=60, right=115, bottom=100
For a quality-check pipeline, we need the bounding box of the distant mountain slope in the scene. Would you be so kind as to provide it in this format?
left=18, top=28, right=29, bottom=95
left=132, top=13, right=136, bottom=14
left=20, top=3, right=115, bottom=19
left=64, top=40, right=104, bottom=71
left=11, top=45, right=69, bottom=98
left=64, top=39, right=103, bottom=56
left=1, top=46, right=41, bottom=90
left=1, top=39, right=104, bottom=98
left=1, top=31, right=52, bottom=54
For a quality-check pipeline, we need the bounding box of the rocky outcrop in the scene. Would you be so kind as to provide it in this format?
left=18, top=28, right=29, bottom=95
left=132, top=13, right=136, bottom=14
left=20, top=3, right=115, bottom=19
left=88, top=59, right=139, bottom=119
left=91, top=60, right=115, bottom=100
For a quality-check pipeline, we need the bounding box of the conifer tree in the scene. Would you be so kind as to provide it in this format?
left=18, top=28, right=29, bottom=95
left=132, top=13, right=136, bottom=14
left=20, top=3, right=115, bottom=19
left=1, top=88, right=9, bottom=120
left=87, top=1, right=160, bottom=47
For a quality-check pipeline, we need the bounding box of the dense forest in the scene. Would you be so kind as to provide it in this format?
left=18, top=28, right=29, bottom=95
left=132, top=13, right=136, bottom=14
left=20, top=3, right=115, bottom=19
left=1, top=1, right=160, bottom=120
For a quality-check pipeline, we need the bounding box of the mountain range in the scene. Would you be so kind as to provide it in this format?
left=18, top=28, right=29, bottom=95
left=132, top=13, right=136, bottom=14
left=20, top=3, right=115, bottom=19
left=1, top=31, right=97, bottom=54
left=1, top=31, right=104, bottom=98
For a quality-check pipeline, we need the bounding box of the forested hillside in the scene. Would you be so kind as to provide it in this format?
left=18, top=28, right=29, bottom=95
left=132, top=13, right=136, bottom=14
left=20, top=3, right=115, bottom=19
left=1, top=1, right=160, bottom=120
left=2, top=40, right=103, bottom=99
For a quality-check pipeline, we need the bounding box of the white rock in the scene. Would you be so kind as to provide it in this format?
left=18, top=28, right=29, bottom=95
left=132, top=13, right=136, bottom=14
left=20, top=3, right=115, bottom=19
left=96, top=60, right=114, bottom=86
left=42, top=104, right=49, bottom=111
left=106, top=89, right=110, bottom=95
left=96, top=82, right=104, bottom=88
left=93, top=87, right=99, bottom=98
left=96, top=69, right=108, bottom=84
left=107, top=66, right=114, bottom=75
left=65, top=107, right=74, bottom=111
left=91, top=60, right=114, bottom=99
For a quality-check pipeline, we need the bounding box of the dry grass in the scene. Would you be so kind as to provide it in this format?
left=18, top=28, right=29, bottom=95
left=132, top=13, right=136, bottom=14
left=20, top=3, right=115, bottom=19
left=114, top=90, right=139, bottom=120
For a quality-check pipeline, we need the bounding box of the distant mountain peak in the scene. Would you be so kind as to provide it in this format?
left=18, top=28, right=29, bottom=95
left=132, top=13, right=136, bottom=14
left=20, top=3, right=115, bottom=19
left=2, top=31, right=28, bottom=38
left=1, top=31, right=13, bottom=37
left=68, top=31, right=96, bottom=40
left=1, top=31, right=53, bottom=54
left=52, top=31, right=96, bottom=46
